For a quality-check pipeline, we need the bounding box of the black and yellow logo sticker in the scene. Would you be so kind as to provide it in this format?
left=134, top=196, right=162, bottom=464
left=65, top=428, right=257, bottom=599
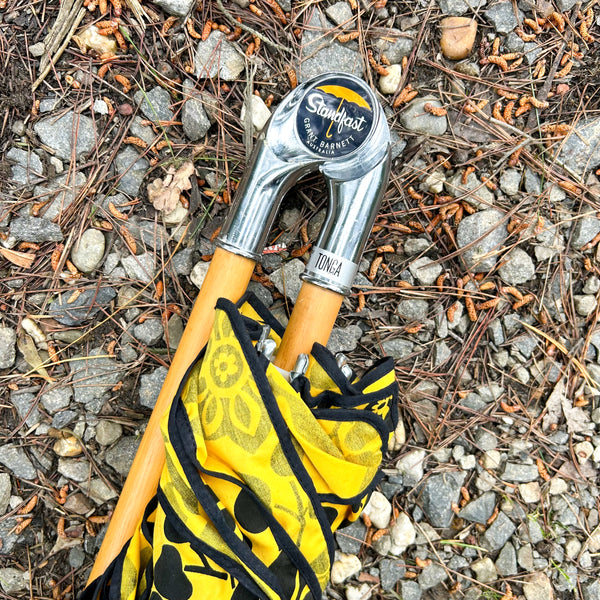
left=296, top=76, right=374, bottom=157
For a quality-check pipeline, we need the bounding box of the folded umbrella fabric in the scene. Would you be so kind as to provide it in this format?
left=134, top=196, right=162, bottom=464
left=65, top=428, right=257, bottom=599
left=81, top=294, right=398, bottom=600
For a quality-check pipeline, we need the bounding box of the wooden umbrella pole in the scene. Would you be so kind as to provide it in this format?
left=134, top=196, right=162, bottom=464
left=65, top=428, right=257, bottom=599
left=88, top=247, right=255, bottom=583
left=273, top=282, right=344, bottom=372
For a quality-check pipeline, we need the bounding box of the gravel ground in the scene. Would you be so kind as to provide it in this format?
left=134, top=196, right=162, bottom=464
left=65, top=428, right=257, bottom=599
left=2, top=0, right=600, bottom=598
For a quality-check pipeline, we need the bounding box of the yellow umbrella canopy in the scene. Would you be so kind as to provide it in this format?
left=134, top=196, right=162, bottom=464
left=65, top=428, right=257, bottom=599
left=80, top=294, right=398, bottom=600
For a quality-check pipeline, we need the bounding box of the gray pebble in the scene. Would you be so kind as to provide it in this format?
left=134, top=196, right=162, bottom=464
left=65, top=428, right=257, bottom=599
left=573, top=212, right=600, bottom=250
left=336, top=519, right=367, bottom=554
left=71, top=229, right=105, bottom=273
left=48, top=286, right=116, bottom=326
left=134, top=86, right=174, bottom=123
left=133, top=319, right=164, bottom=346
left=433, top=341, right=451, bottom=366
left=498, top=247, right=535, bottom=285
left=0, top=327, right=17, bottom=369
left=150, top=0, right=195, bottom=16
left=523, top=41, right=542, bottom=65
left=400, top=97, right=447, bottom=136
left=379, top=558, right=405, bottom=590
left=247, top=281, right=273, bottom=307
left=421, top=471, right=465, bottom=527
left=139, top=366, right=168, bottom=408
left=456, top=209, right=508, bottom=272
left=122, top=252, right=156, bottom=283
left=459, top=491, right=496, bottom=524
left=505, top=31, right=525, bottom=52
left=105, top=436, right=140, bottom=476
left=70, top=347, right=122, bottom=409
left=499, top=168, right=521, bottom=196
left=418, top=563, right=448, bottom=590
left=172, top=248, right=195, bottom=275
left=33, top=172, right=86, bottom=220
left=326, top=2, right=354, bottom=26
left=575, top=294, right=598, bottom=316
left=34, top=111, right=97, bottom=160
left=269, top=259, right=305, bottom=302
left=299, top=10, right=363, bottom=81
left=382, top=339, right=414, bottom=360
left=9, top=216, right=63, bottom=243
left=485, top=1, right=522, bottom=33
left=372, top=28, right=414, bottom=63
left=409, top=256, right=442, bottom=285
left=182, top=79, right=212, bottom=141
left=0, top=568, right=28, bottom=595
left=471, top=557, right=497, bottom=583
left=52, top=410, right=79, bottom=429
left=327, top=325, right=362, bottom=354
left=114, top=146, right=150, bottom=196
left=482, top=511, right=516, bottom=552
left=397, top=299, right=429, bottom=321
left=195, top=32, right=245, bottom=81
left=0, top=473, right=11, bottom=516
left=495, top=542, right=517, bottom=575
left=502, top=462, right=539, bottom=482
left=58, top=458, right=90, bottom=482
left=445, top=171, right=495, bottom=209
left=0, top=446, right=37, bottom=480
left=69, top=546, right=86, bottom=569
left=95, top=420, right=123, bottom=446
left=6, top=147, right=44, bottom=186
left=165, top=313, right=184, bottom=349
left=518, top=544, right=534, bottom=571
left=399, top=580, right=421, bottom=600
left=437, top=0, right=486, bottom=14
left=10, top=391, right=41, bottom=428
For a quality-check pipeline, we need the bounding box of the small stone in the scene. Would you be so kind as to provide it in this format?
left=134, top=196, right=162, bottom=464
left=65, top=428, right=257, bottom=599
left=499, top=168, right=521, bottom=195
left=70, top=229, right=105, bottom=273
left=70, top=348, right=122, bottom=409
left=400, top=97, right=447, bottom=136
left=241, top=95, right=272, bottom=132
left=84, top=478, right=118, bottom=503
left=0, top=327, right=17, bottom=369
left=133, top=319, right=164, bottom=346
left=395, top=449, right=427, bottom=486
left=346, top=583, right=371, bottom=600
left=557, top=118, right=600, bottom=175
left=182, top=80, right=212, bottom=141
left=336, top=520, right=367, bottom=554
left=519, top=482, right=541, bottom=503
left=165, top=313, right=184, bottom=349
left=58, top=458, right=90, bottom=482
left=382, top=339, right=414, bottom=360
left=372, top=28, right=414, bottom=63
left=0, top=568, right=28, bottom=594
left=459, top=491, right=496, bottom=524
left=95, top=420, right=123, bottom=446
left=269, top=259, right=305, bottom=302
left=523, top=572, right=553, bottom=600
left=498, top=247, right=535, bottom=285
left=456, top=209, right=508, bottom=272
left=34, top=111, right=97, bottom=161
left=29, top=41, right=46, bottom=56
left=133, top=87, right=175, bottom=122
left=379, top=558, right=406, bottom=591
left=565, top=538, right=581, bottom=559
left=482, top=511, right=516, bottom=552
left=502, top=462, right=539, bottom=482
left=495, top=542, right=518, bottom=575
left=399, top=581, right=421, bottom=600
left=53, top=434, right=84, bottom=457
left=379, top=64, right=402, bottom=94
left=438, top=0, right=486, bottom=14
left=139, top=366, right=168, bottom=408
left=433, top=341, right=452, bottom=366
left=150, top=0, right=195, bottom=16
left=422, top=171, right=445, bottom=194
left=485, top=1, right=522, bottom=33
left=396, top=299, right=429, bottom=321
left=418, top=563, right=448, bottom=590
left=330, top=553, right=362, bottom=585
left=574, top=295, right=598, bottom=317
left=389, top=512, right=416, bottom=554
left=0, top=446, right=37, bottom=480
left=9, top=216, right=63, bottom=243
left=0, top=473, right=11, bottom=515
left=482, top=450, right=502, bottom=469
left=421, top=471, right=465, bottom=527
left=572, top=212, right=600, bottom=250
left=48, top=286, right=116, bottom=326
left=440, top=17, right=477, bottom=60
left=518, top=544, right=534, bottom=571
left=122, top=252, right=156, bottom=283
left=105, top=436, right=140, bottom=476
left=114, top=147, right=150, bottom=196
left=471, top=557, right=497, bottom=583
left=574, top=440, right=594, bottom=464
left=446, top=171, right=495, bottom=209
left=326, top=2, right=354, bottom=26
left=409, top=256, right=442, bottom=285
left=7, top=147, right=44, bottom=185
left=195, top=32, right=245, bottom=81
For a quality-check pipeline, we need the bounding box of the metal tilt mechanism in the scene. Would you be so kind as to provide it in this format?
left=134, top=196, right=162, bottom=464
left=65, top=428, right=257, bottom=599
left=88, top=72, right=391, bottom=583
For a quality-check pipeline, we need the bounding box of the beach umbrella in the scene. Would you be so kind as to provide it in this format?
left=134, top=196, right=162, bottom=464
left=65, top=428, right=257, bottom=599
left=83, top=72, right=393, bottom=598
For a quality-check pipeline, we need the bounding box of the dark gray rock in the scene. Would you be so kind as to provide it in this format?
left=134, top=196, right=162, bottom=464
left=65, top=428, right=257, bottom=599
left=0, top=473, right=10, bottom=516
left=0, top=327, right=17, bottom=369
left=70, top=347, right=122, bottom=409
left=456, top=209, right=508, bottom=272
left=485, top=1, right=522, bottom=33
left=502, top=462, right=539, bottom=482
left=182, top=79, right=212, bottom=141
left=326, top=2, right=354, bottom=26
left=418, top=563, right=448, bottom=590
left=10, top=391, right=41, bottom=428
left=335, top=519, right=367, bottom=554
left=459, top=491, right=496, bottom=524
left=372, top=28, right=414, bottom=63
left=172, top=248, right=195, bottom=275
left=150, top=0, right=194, bottom=16
left=52, top=410, right=78, bottom=429
left=122, top=252, right=156, bottom=283
left=48, top=287, right=116, bottom=326
left=573, top=212, right=600, bottom=250
left=134, top=86, right=174, bottom=122
left=382, top=339, right=414, bottom=360
left=34, top=111, right=97, bottom=161
left=247, top=281, right=273, bottom=307
left=139, top=366, right=168, bottom=408
left=0, top=446, right=37, bottom=480
left=399, top=580, right=422, bottom=600
left=269, top=259, right=305, bottom=302
left=195, top=32, right=245, bottom=81
left=9, top=216, right=63, bottom=242
left=327, top=325, right=362, bottom=354
left=114, top=146, right=150, bottom=196
left=495, top=541, right=517, bottom=575
left=523, top=41, right=542, bottom=65
left=421, top=471, right=465, bottom=527
left=7, top=147, right=44, bottom=185
left=499, top=168, right=521, bottom=196
left=133, top=319, right=164, bottom=346
left=33, top=172, right=86, bottom=220
left=299, top=9, right=363, bottom=81
left=401, top=97, right=447, bottom=136
left=481, top=511, right=516, bottom=552
left=105, top=436, right=140, bottom=476
left=379, top=558, right=406, bottom=591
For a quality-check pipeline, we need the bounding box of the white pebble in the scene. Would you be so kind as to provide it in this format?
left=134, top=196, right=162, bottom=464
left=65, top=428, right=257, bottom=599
left=518, top=482, right=541, bottom=503
left=362, top=491, right=392, bottom=530
left=346, top=583, right=371, bottom=600
left=330, top=553, right=362, bottom=585
left=482, top=450, right=501, bottom=470
left=549, top=477, right=568, bottom=495
left=190, top=261, right=210, bottom=289
left=378, top=64, right=402, bottom=95
left=565, top=538, right=581, bottom=559
left=574, top=441, right=594, bottom=464
left=241, top=95, right=272, bottom=132
left=389, top=512, right=416, bottom=555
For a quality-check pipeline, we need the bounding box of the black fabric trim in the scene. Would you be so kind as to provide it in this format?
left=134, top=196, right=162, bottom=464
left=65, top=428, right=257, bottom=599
left=157, top=488, right=268, bottom=600
left=168, top=392, right=320, bottom=599
left=216, top=298, right=338, bottom=566
left=237, top=291, right=286, bottom=338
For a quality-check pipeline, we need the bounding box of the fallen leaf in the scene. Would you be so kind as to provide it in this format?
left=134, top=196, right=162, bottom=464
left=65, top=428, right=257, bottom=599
left=542, top=377, right=564, bottom=431
left=147, top=161, right=194, bottom=213
left=0, top=247, right=35, bottom=268
left=17, top=332, right=54, bottom=382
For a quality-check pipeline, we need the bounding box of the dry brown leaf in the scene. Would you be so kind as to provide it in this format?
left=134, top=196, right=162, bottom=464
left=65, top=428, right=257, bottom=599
left=17, top=332, right=54, bottom=382
left=0, top=247, right=36, bottom=268
left=147, top=161, right=194, bottom=213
